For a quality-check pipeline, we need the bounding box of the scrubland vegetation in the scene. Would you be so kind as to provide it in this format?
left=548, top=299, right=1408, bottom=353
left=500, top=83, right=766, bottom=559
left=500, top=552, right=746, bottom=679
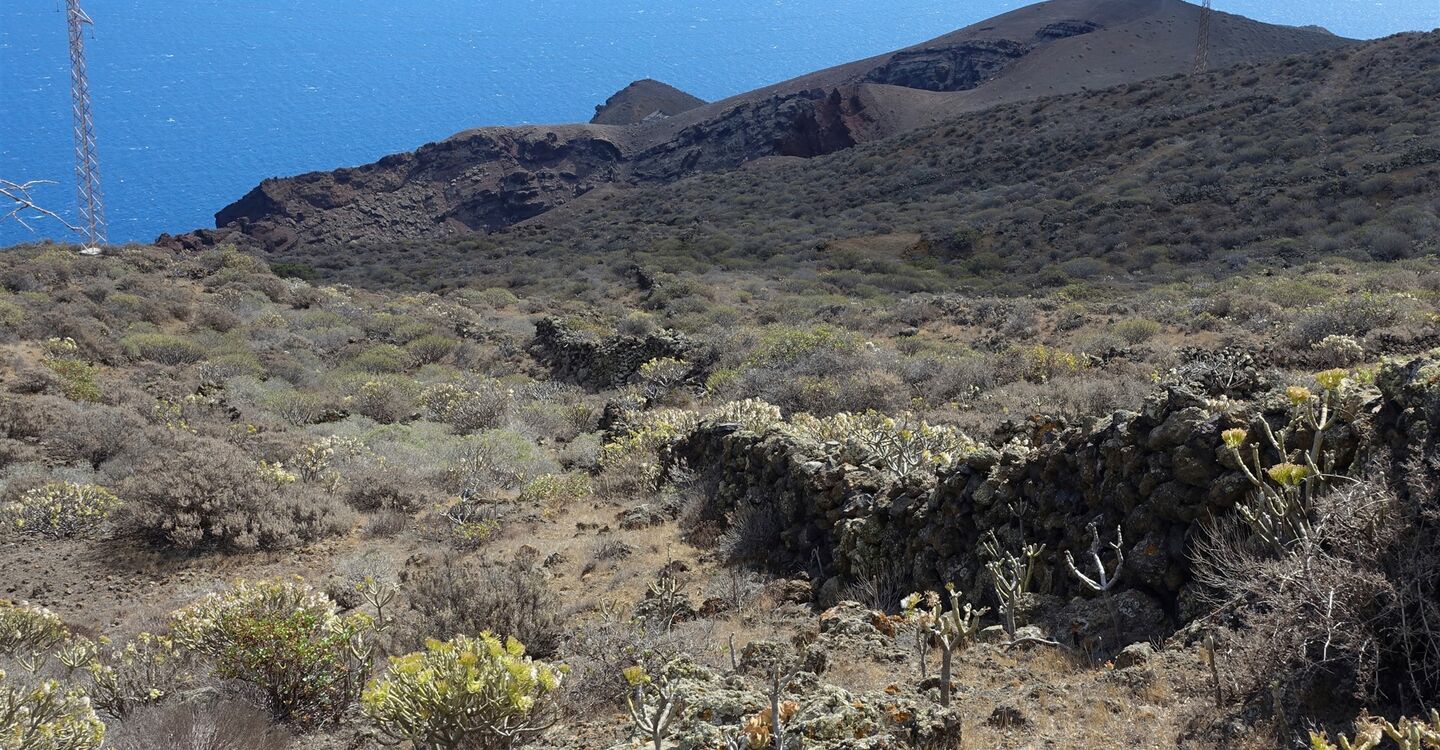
left=2, top=26, right=1440, bottom=750
left=0, top=236, right=1437, bottom=749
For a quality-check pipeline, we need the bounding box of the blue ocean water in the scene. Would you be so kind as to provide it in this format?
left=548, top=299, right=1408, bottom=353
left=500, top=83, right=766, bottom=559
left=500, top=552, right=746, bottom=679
left=2, top=0, right=1434, bottom=247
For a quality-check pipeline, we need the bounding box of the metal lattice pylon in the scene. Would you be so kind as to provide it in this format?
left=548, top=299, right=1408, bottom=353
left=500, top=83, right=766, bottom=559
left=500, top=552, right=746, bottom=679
left=67, top=0, right=106, bottom=247
left=1193, top=0, right=1213, bottom=74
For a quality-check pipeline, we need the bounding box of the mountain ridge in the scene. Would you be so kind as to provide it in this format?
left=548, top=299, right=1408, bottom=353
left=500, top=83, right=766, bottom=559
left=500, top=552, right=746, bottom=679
left=165, top=0, right=1353, bottom=255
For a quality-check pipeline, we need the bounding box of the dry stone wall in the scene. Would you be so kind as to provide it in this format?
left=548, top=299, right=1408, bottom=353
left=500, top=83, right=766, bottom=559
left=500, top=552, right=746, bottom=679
left=672, top=351, right=1440, bottom=640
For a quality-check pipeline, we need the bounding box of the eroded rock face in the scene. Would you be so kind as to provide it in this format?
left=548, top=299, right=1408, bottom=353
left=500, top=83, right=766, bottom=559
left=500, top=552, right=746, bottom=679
left=590, top=79, right=706, bottom=126
left=630, top=87, right=866, bottom=181
left=196, top=128, right=626, bottom=252
left=863, top=40, right=1028, bottom=92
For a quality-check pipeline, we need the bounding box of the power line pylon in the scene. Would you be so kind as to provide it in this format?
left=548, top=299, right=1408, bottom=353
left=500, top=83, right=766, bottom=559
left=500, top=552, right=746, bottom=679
left=67, top=0, right=107, bottom=247
left=1193, top=0, right=1213, bottom=74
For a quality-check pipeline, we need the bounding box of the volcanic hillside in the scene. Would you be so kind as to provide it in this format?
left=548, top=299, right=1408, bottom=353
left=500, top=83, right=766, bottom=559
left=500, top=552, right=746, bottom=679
left=239, top=27, right=1439, bottom=299
left=590, top=79, right=706, bottom=126
left=174, top=0, right=1353, bottom=255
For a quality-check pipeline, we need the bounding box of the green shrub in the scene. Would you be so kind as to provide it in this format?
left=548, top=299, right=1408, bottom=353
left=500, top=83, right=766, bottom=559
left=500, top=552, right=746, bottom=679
left=42, top=359, right=101, bottom=403
left=445, top=429, right=558, bottom=495
left=270, top=263, right=319, bottom=282
left=1, top=482, right=120, bottom=540
left=1112, top=318, right=1162, bottom=345
left=343, top=376, right=418, bottom=424
left=421, top=381, right=512, bottom=434
left=0, top=673, right=105, bottom=750
left=517, top=473, right=591, bottom=511
left=348, top=344, right=411, bottom=374
left=404, top=335, right=460, bottom=365
left=362, top=632, right=563, bottom=750
left=170, top=579, right=373, bottom=728
left=120, top=333, right=206, bottom=365
left=0, top=296, right=23, bottom=328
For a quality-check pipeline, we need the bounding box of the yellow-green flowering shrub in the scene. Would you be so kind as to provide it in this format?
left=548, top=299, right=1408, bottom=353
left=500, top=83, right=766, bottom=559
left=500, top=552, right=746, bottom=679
left=291, top=435, right=371, bottom=489
left=82, top=632, right=192, bottom=718
left=704, top=399, right=783, bottom=435
left=1, top=482, right=119, bottom=539
left=635, top=357, right=690, bottom=402
left=517, top=473, right=591, bottom=510
left=40, top=356, right=101, bottom=403
left=788, top=411, right=976, bottom=477
left=170, top=579, right=373, bottom=727
left=999, top=343, right=1087, bottom=383
left=421, top=381, right=513, bottom=434
left=362, top=633, right=564, bottom=750
left=1221, top=370, right=1351, bottom=552
left=596, top=408, right=700, bottom=496
left=0, top=602, right=69, bottom=658
left=0, top=672, right=104, bottom=750
left=598, top=409, right=699, bottom=470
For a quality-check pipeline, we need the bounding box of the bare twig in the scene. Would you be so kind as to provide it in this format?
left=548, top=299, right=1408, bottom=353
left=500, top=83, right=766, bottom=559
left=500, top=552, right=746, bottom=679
left=0, top=179, right=81, bottom=233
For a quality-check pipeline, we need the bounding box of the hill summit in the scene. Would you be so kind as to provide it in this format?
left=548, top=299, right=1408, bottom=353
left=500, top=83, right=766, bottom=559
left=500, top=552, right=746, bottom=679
left=590, top=79, right=706, bottom=125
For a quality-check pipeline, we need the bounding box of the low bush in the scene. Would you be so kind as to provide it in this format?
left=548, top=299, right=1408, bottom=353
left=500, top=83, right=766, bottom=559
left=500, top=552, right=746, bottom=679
left=121, top=437, right=353, bottom=551
left=1, top=481, right=120, bottom=539
left=170, top=579, right=373, bottom=728
left=120, top=332, right=206, bottom=365
left=362, top=632, right=563, bottom=750
left=400, top=557, right=562, bottom=658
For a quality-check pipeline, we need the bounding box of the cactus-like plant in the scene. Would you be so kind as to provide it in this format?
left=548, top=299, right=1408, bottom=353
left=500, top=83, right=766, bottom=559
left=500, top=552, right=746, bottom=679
left=980, top=532, right=1045, bottom=639
left=362, top=633, right=564, bottom=750
left=1222, top=370, right=1349, bottom=553
left=740, top=666, right=801, bottom=749
left=1378, top=710, right=1440, bottom=749
left=0, top=601, right=69, bottom=660
left=906, top=585, right=987, bottom=708
left=1063, top=523, right=1124, bottom=642
left=623, top=667, right=683, bottom=750
left=79, top=632, right=192, bottom=719
left=787, top=411, right=976, bottom=478
left=1306, top=709, right=1440, bottom=750
left=900, top=591, right=941, bottom=679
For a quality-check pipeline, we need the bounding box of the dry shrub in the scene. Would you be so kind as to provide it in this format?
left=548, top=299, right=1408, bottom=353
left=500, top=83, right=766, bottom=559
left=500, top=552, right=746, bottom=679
left=121, top=437, right=354, bottom=551
left=398, top=553, right=561, bottom=657
left=104, top=700, right=292, bottom=750
left=1191, top=478, right=1412, bottom=729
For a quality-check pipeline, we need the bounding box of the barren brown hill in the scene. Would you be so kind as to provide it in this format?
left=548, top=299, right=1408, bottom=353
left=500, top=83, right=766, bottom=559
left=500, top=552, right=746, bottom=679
left=171, top=0, right=1351, bottom=255
left=590, top=79, right=706, bottom=126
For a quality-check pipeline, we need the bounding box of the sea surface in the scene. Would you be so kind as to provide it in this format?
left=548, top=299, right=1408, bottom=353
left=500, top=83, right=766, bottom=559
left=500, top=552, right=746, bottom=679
left=1, top=0, right=1433, bottom=246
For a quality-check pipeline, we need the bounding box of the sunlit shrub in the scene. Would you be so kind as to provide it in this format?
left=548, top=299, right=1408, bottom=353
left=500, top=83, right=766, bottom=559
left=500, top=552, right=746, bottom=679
left=120, top=332, right=206, bottom=365
left=0, top=672, right=105, bottom=750
left=362, top=633, right=563, bottom=750
left=170, top=579, right=373, bottom=727
left=1, top=482, right=119, bottom=540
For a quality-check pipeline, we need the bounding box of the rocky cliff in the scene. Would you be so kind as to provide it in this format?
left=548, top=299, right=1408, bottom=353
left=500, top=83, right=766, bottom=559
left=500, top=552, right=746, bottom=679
left=165, top=0, right=1352, bottom=255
